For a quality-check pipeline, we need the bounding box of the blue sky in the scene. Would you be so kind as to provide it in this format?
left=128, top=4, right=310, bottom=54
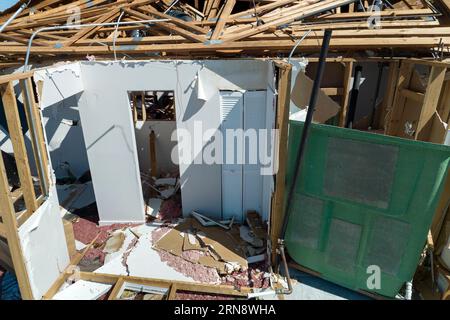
left=0, top=0, right=20, bottom=11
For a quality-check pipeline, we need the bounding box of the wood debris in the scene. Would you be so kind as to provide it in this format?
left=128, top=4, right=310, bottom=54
left=0, top=0, right=449, bottom=69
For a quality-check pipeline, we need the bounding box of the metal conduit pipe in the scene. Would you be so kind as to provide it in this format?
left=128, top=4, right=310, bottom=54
left=23, top=18, right=170, bottom=71
left=0, top=0, right=31, bottom=33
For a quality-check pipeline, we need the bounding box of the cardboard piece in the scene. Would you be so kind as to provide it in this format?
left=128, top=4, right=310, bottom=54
left=291, top=72, right=341, bottom=123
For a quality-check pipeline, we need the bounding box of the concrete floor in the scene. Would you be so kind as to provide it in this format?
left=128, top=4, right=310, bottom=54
left=286, top=268, right=371, bottom=300
left=261, top=268, right=371, bottom=300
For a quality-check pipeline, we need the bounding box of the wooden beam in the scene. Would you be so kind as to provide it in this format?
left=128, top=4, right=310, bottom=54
left=339, top=61, right=353, bottom=127
left=64, top=9, right=120, bottom=47
left=107, top=277, right=125, bottom=300
left=124, top=8, right=206, bottom=43
left=210, top=0, right=236, bottom=40
left=415, top=65, right=447, bottom=139
left=270, top=61, right=292, bottom=265
left=77, top=272, right=250, bottom=297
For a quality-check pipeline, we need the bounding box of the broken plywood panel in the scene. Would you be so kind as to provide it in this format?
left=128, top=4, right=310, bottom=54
left=291, top=72, right=341, bottom=123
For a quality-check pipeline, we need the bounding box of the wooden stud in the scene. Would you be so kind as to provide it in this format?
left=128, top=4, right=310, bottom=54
left=339, top=61, right=353, bottom=127
left=270, top=61, right=292, bottom=265
left=415, top=66, right=447, bottom=139
left=1, top=82, right=38, bottom=216
left=210, top=0, right=236, bottom=40
left=150, top=130, right=157, bottom=177
left=107, top=277, right=125, bottom=300
left=0, top=147, right=34, bottom=300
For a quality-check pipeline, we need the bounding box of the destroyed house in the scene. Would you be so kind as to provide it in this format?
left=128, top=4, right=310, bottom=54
left=0, top=0, right=449, bottom=301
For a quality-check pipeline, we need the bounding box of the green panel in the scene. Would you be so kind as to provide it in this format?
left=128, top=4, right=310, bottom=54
left=285, top=121, right=450, bottom=298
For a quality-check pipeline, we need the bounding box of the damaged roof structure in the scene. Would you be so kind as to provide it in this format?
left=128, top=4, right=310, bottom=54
left=0, top=0, right=449, bottom=302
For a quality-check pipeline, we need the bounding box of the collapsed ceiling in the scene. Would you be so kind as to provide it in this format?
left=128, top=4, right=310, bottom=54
left=0, top=0, right=449, bottom=70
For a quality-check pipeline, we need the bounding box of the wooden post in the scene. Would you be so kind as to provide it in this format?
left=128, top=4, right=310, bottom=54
left=132, top=94, right=138, bottom=124
left=339, top=61, right=353, bottom=127
left=141, top=91, right=146, bottom=121
left=270, top=61, right=292, bottom=265
left=149, top=130, right=157, bottom=177
left=415, top=65, right=447, bottom=139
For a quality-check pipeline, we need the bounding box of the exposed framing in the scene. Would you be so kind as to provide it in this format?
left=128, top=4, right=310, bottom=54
left=0, top=71, right=50, bottom=300
left=385, top=59, right=450, bottom=143
left=43, top=271, right=251, bottom=300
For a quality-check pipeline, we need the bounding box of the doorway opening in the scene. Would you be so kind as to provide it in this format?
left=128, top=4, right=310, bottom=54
left=128, top=90, right=181, bottom=220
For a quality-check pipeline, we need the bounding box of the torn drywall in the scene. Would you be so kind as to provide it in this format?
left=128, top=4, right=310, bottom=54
left=18, top=185, right=70, bottom=300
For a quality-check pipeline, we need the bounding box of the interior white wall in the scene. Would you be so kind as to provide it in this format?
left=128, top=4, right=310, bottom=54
left=77, top=60, right=276, bottom=223
left=35, top=64, right=90, bottom=179
left=135, top=121, right=178, bottom=174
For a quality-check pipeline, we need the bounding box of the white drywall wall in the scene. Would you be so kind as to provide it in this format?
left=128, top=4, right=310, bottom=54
left=35, top=63, right=90, bottom=178
left=78, top=60, right=276, bottom=223
left=18, top=183, right=70, bottom=300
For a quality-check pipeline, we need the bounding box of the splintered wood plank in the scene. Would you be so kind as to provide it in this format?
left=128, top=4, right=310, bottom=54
left=339, top=61, right=353, bottom=127
left=415, top=65, right=447, bottom=139
left=0, top=147, right=34, bottom=300
left=210, top=0, right=236, bottom=40
left=150, top=131, right=157, bottom=177
left=1, top=82, right=37, bottom=214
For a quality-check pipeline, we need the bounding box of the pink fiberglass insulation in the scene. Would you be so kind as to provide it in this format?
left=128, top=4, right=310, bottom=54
left=150, top=225, right=270, bottom=288
left=73, top=216, right=138, bottom=265
left=175, top=291, right=235, bottom=300
left=156, top=246, right=221, bottom=284
left=157, top=198, right=182, bottom=221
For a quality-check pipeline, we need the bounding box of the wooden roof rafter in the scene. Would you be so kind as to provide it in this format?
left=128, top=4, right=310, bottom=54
left=0, top=0, right=447, bottom=68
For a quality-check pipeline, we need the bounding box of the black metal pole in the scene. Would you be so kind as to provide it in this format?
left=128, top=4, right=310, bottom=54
left=345, top=65, right=363, bottom=128
left=279, top=29, right=333, bottom=242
